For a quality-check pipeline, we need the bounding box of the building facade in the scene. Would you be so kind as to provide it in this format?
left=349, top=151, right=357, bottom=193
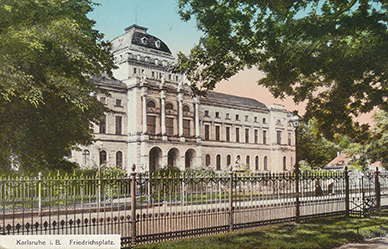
left=71, top=25, right=296, bottom=173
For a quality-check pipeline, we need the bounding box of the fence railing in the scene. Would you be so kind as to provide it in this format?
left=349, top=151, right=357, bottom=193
left=1, top=167, right=387, bottom=247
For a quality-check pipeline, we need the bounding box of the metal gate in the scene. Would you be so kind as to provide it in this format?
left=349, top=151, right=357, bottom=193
left=348, top=170, right=379, bottom=216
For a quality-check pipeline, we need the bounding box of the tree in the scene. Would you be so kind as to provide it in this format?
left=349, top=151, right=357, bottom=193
left=0, top=0, right=115, bottom=173
left=298, top=118, right=336, bottom=169
left=176, top=0, right=388, bottom=138
left=367, top=110, right=388, bottom=169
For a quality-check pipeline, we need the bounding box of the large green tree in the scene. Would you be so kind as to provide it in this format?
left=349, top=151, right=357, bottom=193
left=0, top=0, right=114, bottom=172
left=366, top=110, right=388, bottom=168
left=176, top=0, right=388, bottom=138
left=298, top=118, right=337, bottom=168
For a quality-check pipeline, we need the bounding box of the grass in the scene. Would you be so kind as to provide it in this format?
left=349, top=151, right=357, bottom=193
left=131, top=213, right=388, bottom=249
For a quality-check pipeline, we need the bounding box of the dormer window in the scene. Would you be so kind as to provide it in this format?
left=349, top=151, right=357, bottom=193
left=155, top=40, right=161, bottom=48
left=141, top=37, right=148, bottom=45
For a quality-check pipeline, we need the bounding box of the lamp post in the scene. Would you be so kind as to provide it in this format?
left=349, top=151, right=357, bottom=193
left=95, top=140, right=103, bottom=209
left=289, top=110, right=302, bottom=223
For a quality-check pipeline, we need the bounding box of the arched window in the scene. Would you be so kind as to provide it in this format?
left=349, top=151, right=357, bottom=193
left=82, top=150, right=90, bottom=168
left=227, top=155, right=231, bottom=167
left=116, top=151, right=123, bottom=169
left=147, top=100, right=156, bottom=108
left=283, top=156, right=287, bottom=171
left=165, top=103, right=174, bottom=110
left=99, top=150, right=107, bottom=166
left=216, top=155, right=221, bottom=171
left=246, top=155, right=250, bottom=169
left=205, top=154, right=211, bottom=166
left=264, top=156, right=268, bottom=171
left=183, top=105, right=190, bottom=112
left=255, top=156, right=259, bottom=171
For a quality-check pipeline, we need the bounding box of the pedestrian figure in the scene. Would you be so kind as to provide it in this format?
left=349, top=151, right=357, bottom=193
left=315, top=179, right=323, bottom=196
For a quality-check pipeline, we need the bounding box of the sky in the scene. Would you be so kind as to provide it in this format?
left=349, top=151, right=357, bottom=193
left=88, top=0, right=374, bottom=124
left=88, top=0, right=306, bottom=112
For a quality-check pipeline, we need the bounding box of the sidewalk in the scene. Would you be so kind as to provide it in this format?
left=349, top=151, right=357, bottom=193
left=336, top=235, right=388, bottom=249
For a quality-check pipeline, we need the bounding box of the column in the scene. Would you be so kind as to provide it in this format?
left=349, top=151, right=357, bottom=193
left=142, top=93, right=147, bottom=134
left=178, top=93, right=183, bottom=137
left=194, top=97, right=200, bottom=139
left=161, top=90, right=166, bottom=139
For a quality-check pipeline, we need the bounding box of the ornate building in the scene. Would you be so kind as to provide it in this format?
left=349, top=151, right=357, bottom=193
left=71, top=25, right=296, bottom=173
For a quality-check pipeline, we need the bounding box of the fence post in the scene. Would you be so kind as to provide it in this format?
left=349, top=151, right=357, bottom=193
left=38, top=172, right=42, bottom=217
left=295, top=168, right=300, bottom=223
left=130, top=164, right=137, bottom=246
left=375, top=167, right=381, bottom=213
left=345, top=166, right=350, bottom=217
left=228, top=171, right=234, bottom=232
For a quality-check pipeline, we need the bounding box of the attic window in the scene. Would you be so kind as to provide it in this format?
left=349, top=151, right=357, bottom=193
left=141, top=37, right=148, bottom=45
left=155, top=40, right=161, bottom=48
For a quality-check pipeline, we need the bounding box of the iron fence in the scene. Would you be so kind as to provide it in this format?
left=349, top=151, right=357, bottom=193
left=1, top=167, right=387, bottom=247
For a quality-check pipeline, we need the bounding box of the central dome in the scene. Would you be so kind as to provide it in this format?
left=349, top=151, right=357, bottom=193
left=111, top=25, right=172, bottom=55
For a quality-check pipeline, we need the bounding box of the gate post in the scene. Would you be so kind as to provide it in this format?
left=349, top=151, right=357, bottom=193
left=375, top=167, right=381, bottom=213
left=38, top=172, right=42, bottom=217
left=345, top=166, right=350, bottom=217
left=130, top=164, right=137, bottom=246
left=228, top=171, right=234, bottom=232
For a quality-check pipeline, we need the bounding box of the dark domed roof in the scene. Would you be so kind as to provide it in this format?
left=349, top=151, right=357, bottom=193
left=132, top=31, right=171, bottom=54
left=111, top=25, right=172, bottom=55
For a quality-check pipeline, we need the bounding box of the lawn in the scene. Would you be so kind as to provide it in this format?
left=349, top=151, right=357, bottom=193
left=131, top=213, right=388, bottom=249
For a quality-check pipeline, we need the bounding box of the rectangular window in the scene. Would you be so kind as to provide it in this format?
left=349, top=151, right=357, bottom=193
left=133, top=68, right=137, bottom=74
left=254, top=117, right=258, bottom=122
left=288, top=133, right=292, bottom=145
left=226, top=113, right=230, bottom=119
left=147, top=115, right=156, bottom=134
left=245, top=115, right=249, bottom=121
left=236, top=114, right=239, bottom=120
left=183, top=119, right=190, bottom=137
left=115, top=116, right=122, bottom=135
left=226, top=127, right=230, bottom=142
left=166, top=117, right=174, bottom=136
left=215, top=112, right=220, bottom=118
left=152, top=71, right=155, bottom=78
left=100, top=97, right=106, bottom=105
left=205, top=124, right=210, bottom=140
left=277, top=131, right=282, bottom=144
left=215, top=126, right=220, bottom=141
left=254, top=129, right=258, bottom=144
left=169, top=74, right=172, bottom=80
left=263, top=118, right=267, bottom=124
left=99, top=115, right=106, bottom=134
left=236, top=127, right=240, bottom=143
left=263, top=130, right=267, bottom=144
left=115, top=99, right=122, bottom=107
left=245, top=128, right=249, bottom=143
left=204, top=110, right=209, bottom=117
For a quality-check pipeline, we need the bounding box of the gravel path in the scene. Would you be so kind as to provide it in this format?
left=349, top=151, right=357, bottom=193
left=335, top=236, right=388, bottom=249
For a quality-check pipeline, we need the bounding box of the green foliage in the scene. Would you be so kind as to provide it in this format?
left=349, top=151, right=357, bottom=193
left=0, top=0, right=115, bottom=172
left=184, top=166, right=218, bottom=177
left=367, top=110, right=388, bottom=169
left=176, top=0, right=388, bottom=138
left=298, top=118, right=336, bottom=168
left=150, top=166, right=182, bottom=202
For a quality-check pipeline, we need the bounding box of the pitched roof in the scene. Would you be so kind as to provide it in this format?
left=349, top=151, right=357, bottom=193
left=201, top=91, right=268, bottom=111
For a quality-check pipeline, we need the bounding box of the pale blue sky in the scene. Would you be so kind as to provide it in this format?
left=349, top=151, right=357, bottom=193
left=89, top=0, right=203, bottom=56
left=87, top=0, right=307, bottom=113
